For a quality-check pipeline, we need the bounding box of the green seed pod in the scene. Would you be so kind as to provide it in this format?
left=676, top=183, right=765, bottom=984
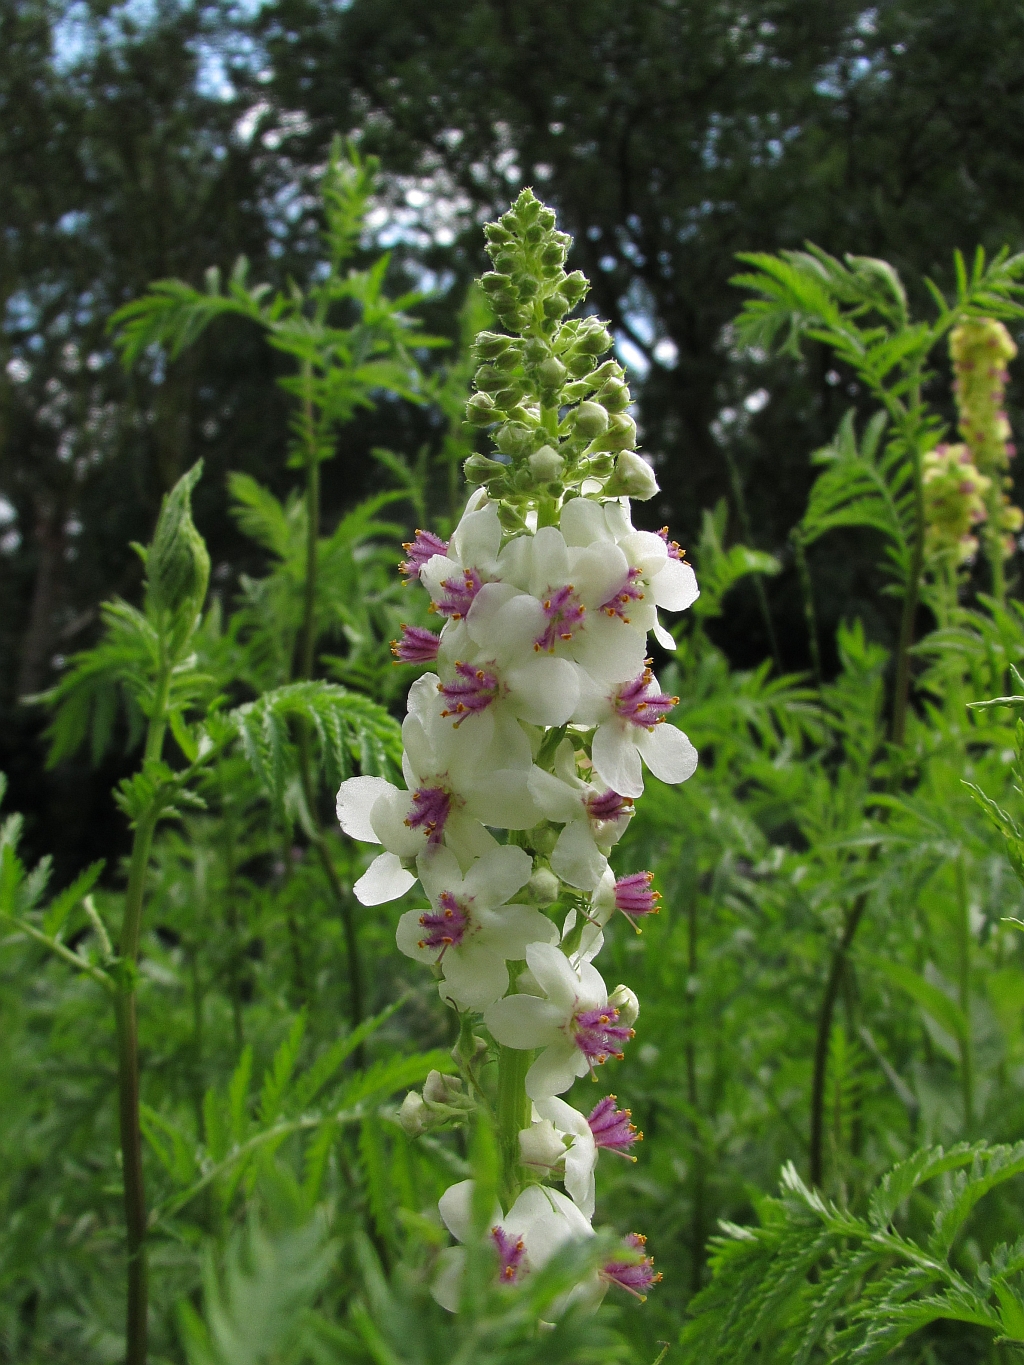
left=145, top=461, right=210, bottom=648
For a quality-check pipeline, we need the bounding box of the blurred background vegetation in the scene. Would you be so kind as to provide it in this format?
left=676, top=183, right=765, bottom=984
left=7, top=5, right=1024, bottom=1363
left=5, top=0, right=1024, bottom=873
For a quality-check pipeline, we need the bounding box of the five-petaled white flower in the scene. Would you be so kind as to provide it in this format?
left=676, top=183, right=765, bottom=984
left=432, top=1178, right=594, bottom=1312
left=396, top=845, right=558, bottom=1010
left=484, top=942, right=638, bottom=1099
left=527, top=740, right=634, bottom=891
left=576, top=664, right=698, bottom=799
left=336, top=674, right=541, bottom=905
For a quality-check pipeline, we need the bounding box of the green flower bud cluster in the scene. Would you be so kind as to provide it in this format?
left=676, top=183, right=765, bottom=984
left=464, top=188, right=657, bottom=523
left=950, top=319, right=1023, bottom=561
left=921, top=442, right=990, bottom=566
left=143, top=461, right=210, bottom=651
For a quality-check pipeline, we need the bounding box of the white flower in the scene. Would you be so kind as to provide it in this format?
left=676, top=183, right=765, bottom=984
left=395, top=845, right=558, bottom=1010
left=434, top=580, right=582, bottom=731
left=524, top=1096, right=599, bottom=1218
left=432, top=1179, right=593, bottom=1312
left=560, top=498, right=699, bottom=650
left=527, top=741, right=633, bottom=891
left=420, top=500, right=503, bottom=622
left=336, top=675, right=542, bottom=905
left=575, top=664, right=697, bottom=799
left=496, top=526, right=648, bottom=684
left=484, top=942, right=637, bottom=1099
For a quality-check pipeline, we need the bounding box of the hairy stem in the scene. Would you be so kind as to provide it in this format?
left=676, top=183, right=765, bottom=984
left=496, top=1045, right=532, bottom=1210
left=809, top=894, right=867, bottom=1188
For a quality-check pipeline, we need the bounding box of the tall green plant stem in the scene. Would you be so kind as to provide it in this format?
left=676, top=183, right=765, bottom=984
left=496, top=1044, right=531, bottom=1210
left=809, top=893, right=867, bottom=1187
left=890, top=387, right=925, bottom=748
left=294, top=367, right=366, bottom=1055
left=116, top=648, right=170, bottom=1365
left=955, top=855, right=975, bottom=1130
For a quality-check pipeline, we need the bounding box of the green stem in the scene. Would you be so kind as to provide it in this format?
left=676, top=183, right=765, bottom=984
left=791, top=530, right=822, bottom=690
left=984, top=482, right=1007, bottom=608
left=296, top=368, right=321, bottom=685
left=114, top=643, right=171, bottom=1365
left=809, top=893, right=867, bottom=1187
left=722, top=441, right=783, bottom=672
left=955, top=855, right=975, bottom=1130
left=291, top=365, right=365, bottom=1052
left=496, top=1045, right=532, bottom=1209
left=116, top=801, right=160, bottom=1365
left=890, top=400, right=925, bottom=747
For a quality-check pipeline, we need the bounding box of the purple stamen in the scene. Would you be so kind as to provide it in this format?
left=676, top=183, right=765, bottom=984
left=534, top=584, right=586, bottom=651
left=599, top=566, right=644, bottom=623
left=491, top=1225, right=527, bottom=1283
left=657, top=527, right=685, bottom=561
left=400, top=529, right=448, bottom=583
left=613, top=872, right=661, bottom=926
left=435, top=568, right=483, bottom=620
left=391, top=624, right=440, bottom=663
left=585, top=788, right=633, bottom=823
left=405, top=785, right=452, bottom=844
left=417, top=890, right=469, bottom=958
left=588, top=1095, right=642, bottom=1157
left=438, top=661, right=502, bottom=724
left=613, top=667, right=679, bottom=730
left=572, top=1005, right=633, bottom=1067
left=600, top=1233, right=661, bottom=1301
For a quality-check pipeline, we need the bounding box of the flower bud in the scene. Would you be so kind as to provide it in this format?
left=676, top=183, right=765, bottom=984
left=574, top=401, right=609, bottom=439
left=522, top=867, right=561, bottom=907
left=494, top=422, right=536, bottom=460
left=399, top=1090, right=428, bottom=1137
left=600, top=414, right=638, bottom=451
left=608, top=451, right=659, bottom=500
left=528, top=445, right=565, bottom=482
left=566, top=352, right=597, bottom=379
left=463, top=454, right=508, bottom=487
left=475, top=365, right=506, bottom=394
left=519, top=1120, right=568, bottom=1171
left=466, top=392, right=496, bottom=425
left=537, top=357, right=567, bottom=390
left=561, top=271, right=589, bottom=308
left=145, top=461, right=210, bottom=647
left=609, top=983, right=640, bottom=1026
left=424, top=1069, right=464, bottom=1105
left=576, top=325, right=613, bottom=356
left=595, top=378, right=631, bottom=412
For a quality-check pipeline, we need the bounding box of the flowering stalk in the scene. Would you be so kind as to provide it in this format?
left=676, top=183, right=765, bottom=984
left=950, top=318, right=1023, bottom=603
left=338, top=190, right=699, bottom=1314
